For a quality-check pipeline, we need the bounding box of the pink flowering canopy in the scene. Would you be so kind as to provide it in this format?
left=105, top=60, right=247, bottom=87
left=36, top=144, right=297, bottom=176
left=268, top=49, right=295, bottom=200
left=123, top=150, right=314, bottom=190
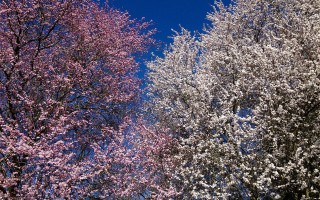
left=0, top=0, right=176, bottom=199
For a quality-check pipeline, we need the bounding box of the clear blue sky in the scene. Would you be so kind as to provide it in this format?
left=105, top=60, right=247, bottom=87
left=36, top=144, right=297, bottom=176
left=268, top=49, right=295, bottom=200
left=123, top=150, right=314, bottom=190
left=104, top=0, right=231, bottom=81
left=108, top=0, right=231, bottom=46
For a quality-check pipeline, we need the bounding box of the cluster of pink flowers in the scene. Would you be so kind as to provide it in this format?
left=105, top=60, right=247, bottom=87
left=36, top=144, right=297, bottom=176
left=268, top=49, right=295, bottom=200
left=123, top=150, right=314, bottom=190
left=0, top=0, right=175, bottom=198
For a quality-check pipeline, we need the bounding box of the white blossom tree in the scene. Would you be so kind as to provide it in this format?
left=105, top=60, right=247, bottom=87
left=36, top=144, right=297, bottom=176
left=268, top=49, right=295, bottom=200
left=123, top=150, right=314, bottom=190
left=147, top=0, right=320, bottom=199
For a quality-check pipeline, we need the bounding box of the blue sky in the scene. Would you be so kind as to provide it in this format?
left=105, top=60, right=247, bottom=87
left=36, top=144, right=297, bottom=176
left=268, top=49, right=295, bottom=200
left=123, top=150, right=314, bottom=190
left=108, top=0, right=230, bottom=46
left=106, top=0, right=231, bottom=80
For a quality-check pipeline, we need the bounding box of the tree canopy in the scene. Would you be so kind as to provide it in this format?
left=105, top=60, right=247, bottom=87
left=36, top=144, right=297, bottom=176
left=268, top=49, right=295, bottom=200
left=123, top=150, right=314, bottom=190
left=1, top=0, right=319, bottom=199
left=147, top=0, right=320, bottom=199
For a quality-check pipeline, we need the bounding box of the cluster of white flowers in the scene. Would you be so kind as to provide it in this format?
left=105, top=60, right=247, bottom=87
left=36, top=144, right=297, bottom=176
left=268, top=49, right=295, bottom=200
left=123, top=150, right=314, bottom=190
left=147, top=0, right=320, bottom=198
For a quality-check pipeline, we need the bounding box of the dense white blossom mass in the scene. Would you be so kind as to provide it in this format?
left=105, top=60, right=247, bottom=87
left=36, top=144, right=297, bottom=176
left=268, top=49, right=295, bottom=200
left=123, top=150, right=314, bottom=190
left=147, top=0, right=320, bottom=199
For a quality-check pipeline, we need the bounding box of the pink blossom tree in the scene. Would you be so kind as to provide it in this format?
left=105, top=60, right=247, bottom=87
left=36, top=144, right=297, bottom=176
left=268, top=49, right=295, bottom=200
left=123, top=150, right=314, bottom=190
left=0, top=0, right=174, bottom=198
